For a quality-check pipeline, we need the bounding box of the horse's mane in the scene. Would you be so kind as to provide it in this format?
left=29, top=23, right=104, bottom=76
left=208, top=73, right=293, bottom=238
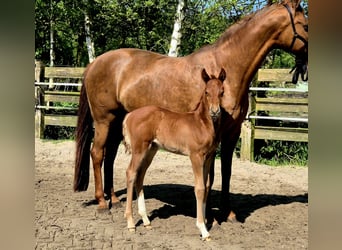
left=214, top=2, right=280, bottom=47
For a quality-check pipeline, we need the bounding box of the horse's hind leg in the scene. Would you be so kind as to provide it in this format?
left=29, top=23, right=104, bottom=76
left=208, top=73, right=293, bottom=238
left=104, top=118, right=124, bottom=206
left=91, top=121, right=110, bottom=210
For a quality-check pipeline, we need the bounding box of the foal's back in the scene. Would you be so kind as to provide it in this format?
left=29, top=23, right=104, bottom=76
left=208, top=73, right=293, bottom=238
left=124, top=104, right=214, bottom=156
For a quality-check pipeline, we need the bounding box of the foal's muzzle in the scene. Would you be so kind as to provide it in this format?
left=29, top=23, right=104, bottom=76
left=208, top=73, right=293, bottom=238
left=210, top=107, right=221, bottom=121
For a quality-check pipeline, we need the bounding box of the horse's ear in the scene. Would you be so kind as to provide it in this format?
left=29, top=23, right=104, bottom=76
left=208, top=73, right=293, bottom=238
left=281, top=0, right=301, bottom=8
left=201, top=69, right=211, bottom=83
left=218, top=68, right=226, bottom=82
left=267, top=0, right=274, bottom=6
left=292, top=0, right=302, bottom=8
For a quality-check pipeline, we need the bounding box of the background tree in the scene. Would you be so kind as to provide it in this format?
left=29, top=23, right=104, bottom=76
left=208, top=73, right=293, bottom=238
left=168, top=0, right=186, bottom=57
left=35, top=0, right=308, bottom=68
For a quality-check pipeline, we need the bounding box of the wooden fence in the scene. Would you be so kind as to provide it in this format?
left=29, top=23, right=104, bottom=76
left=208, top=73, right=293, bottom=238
left=34, top=62, right=308, bottom=161
left=34, top=61, right=83, bottom=138
left=240, top=69, right=308, bottom=161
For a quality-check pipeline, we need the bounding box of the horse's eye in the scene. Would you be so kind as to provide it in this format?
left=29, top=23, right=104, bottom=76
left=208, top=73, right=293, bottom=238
left=303, top=24, right=308, bottom=32
left=220, top=92, right=224, bottom=97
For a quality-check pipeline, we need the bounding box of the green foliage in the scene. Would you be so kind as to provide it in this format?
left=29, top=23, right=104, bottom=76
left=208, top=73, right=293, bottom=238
left=35, top=0, right=269, bottom=65
left=255, top=140, right=308, bottom=166
left=44, top=126, right=76, bottom=140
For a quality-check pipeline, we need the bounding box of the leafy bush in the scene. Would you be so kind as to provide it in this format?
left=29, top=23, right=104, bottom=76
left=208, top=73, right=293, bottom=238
left=44, top=126, right=76, bottom=140
left=254, top=140, right=308, bottom=166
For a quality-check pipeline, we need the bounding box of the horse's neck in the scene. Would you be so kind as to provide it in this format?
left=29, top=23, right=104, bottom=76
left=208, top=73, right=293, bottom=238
left=215, top=5, right=285, bottom=85
left=199, top=5, right=287, bottom=118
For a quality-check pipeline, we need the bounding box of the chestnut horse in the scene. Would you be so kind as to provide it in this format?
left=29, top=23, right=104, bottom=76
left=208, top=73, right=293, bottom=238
left=74, top=0, right=308, bottom=222
left=123, top=68, right=225, bottom=241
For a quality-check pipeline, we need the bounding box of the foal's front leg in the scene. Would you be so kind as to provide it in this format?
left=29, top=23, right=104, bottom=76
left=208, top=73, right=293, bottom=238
left=190, top=153, right=211, bottom=241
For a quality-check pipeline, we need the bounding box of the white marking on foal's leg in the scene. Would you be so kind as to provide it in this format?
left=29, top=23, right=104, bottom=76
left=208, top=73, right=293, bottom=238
left=196, top=221, right=210, bottom=241
left=197, top=202, right=210, bottom=241
left=137, top=191, right=151, bottom=229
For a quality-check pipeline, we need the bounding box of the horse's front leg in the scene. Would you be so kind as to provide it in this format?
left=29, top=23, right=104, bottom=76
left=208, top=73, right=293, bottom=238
left=104, top=120, right=124, bottom=207
left=220, top=132, right=239, bottom=222
left=190, top=153, right=211, bottom=241
left=205, top=151, right=216, bottom=223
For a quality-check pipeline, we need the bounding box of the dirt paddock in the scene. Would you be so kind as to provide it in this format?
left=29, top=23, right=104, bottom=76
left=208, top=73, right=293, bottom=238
left=35, top=139, right=308, bottom=249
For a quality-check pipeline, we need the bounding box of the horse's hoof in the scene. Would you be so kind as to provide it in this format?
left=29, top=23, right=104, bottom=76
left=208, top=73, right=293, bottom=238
left=111, top=201, right=122, bottom=208
left=128, top=227, right=136, bottom=233
left=97, top=206, right=109, bottom=213
left=144, top=224, right=152, bottom=230
left=111, top=196, right=121, bottom=204
left=97, top=201, right=109, bottom=210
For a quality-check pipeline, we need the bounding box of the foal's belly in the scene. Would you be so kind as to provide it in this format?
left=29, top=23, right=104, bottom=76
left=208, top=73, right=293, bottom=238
left=152, top=139, right=190, bottom=156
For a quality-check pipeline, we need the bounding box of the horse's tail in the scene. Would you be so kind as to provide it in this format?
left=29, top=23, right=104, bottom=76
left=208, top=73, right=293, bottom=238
left=74, top=68, right=93, bottom=192
left=122, top=115, right=132, bottom=154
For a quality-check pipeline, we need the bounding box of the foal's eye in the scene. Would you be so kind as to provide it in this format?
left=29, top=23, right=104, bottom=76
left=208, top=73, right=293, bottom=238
left=220, top=92, right=224, bottom=97
left=303, top=24, right=308, bottom=32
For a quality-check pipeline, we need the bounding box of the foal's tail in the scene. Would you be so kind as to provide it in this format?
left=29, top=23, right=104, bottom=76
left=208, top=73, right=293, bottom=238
left=122, top=115, right=132, bottom=154
left=74, top=69, right=93, bottom=192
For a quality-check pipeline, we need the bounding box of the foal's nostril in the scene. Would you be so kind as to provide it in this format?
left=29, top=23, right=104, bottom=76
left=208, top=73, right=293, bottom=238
left=210, top=107, right=221, bottom=119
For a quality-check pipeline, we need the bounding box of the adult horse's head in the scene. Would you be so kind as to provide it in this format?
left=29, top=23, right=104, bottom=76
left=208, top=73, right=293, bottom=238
left=275, top=0, right=308, bottom=82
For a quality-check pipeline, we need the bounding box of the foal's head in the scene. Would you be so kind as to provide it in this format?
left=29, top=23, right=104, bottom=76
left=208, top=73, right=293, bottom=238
left=201, top=68, right=225, bottom=121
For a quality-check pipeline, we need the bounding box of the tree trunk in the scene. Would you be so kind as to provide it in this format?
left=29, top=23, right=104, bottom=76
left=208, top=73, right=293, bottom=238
left=84, top=13, right=95, bottom=63
left=49, top=0, right=55, bottom=89
left=168, top=0, right=185, bottom=57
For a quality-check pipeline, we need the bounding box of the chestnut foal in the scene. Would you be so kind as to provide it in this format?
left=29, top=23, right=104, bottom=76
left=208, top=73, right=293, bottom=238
left=122, top=68, right=226, bottom=241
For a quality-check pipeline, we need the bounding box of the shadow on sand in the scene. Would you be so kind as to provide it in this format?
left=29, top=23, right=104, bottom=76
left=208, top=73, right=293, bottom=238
left=81, top=184, right=307, bottom=225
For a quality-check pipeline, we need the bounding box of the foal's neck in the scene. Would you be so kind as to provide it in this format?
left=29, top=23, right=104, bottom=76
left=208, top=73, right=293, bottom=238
left=194, top=94, right=215, bottom=126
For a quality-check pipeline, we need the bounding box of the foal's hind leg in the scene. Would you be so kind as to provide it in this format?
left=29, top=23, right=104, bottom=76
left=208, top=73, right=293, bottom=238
left=135, top=143, right=158, bottom=229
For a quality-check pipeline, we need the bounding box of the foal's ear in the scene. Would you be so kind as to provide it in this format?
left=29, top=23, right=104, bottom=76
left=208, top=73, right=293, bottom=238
left=218, top=68, right=226, bottom=82
left=201, top=68, right=211, bottom=83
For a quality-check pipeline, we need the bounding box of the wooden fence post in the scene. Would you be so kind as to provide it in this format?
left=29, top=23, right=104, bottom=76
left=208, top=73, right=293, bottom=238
left=35, top=60, right=45, bottom=138
left=240, top=120, right=254, bottom=161
left=240, top=93, right=256, bottom=161
left=35, top=87, right=45, bottom=138
left=35, top=60, right=44, bottom=83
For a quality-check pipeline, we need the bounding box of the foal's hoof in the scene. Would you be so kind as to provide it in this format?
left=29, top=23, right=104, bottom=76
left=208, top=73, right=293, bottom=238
left=202, top=236, right=211, bottom=241
left=227, top=211, right=238, bottom=223
left=128, top=227, right=136, bottom=233
left=144, top=224, right=152, bottom=230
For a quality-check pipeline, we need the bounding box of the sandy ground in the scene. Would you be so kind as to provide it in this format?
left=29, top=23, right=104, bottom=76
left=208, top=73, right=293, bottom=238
left=35, top=139, right=308, bottom=249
